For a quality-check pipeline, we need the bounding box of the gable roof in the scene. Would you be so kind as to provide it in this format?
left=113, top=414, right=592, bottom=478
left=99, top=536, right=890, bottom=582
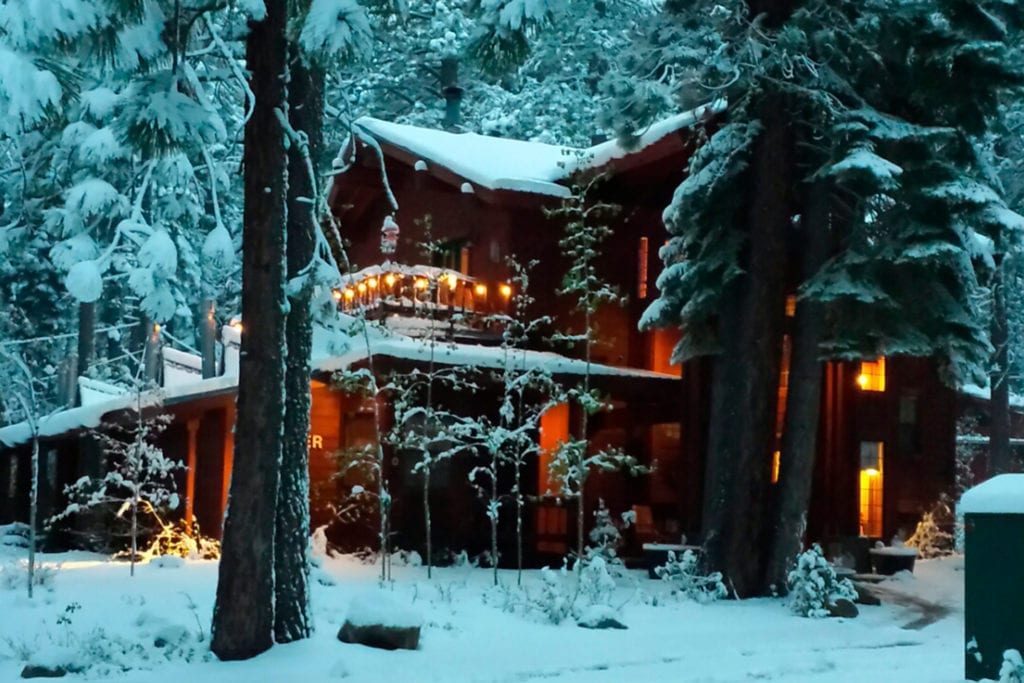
left=345, top=102, right=723, bottom=199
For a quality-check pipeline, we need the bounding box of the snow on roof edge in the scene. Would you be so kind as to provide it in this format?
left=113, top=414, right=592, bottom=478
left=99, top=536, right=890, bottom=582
left=1, top=331, right=675, bottom=448
left=348, top=101, right=722, bottom=199
left=959, top=382, right=1024, bottom=409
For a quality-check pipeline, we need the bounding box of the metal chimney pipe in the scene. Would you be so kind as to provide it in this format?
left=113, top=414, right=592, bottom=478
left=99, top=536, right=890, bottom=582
left=441, top=56, right=463, bottom=130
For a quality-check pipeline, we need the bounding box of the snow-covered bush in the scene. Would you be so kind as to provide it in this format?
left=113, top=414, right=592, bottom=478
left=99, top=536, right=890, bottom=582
left=532, top=566, right=574, bottom=624
left=577, top=556, right=617, bottom=609
left=1001, top=649, right=1024, bottom=683
left=585, top=499, right=623, bottom=564
left=144, top=518, right=220, bottom=561
left=787, top=545, right=857, bottom=618
left=654, top=550, right=727, bottom=603
left=0, top=559, right=57, bottom=592
left=905, top=508, right=955, bottom=559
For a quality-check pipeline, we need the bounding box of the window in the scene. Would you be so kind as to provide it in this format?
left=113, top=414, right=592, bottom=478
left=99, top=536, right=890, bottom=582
left=859, top=442, right=884, bottom=538
left=857, top=357, right=886, bottom=392
left=785, top=294, right=796, bottom=317
left=899, top=394, right=917, bottom=424
left=432, top=239, right=470, bottom=274
left=771, top=450, right=781, bottom=484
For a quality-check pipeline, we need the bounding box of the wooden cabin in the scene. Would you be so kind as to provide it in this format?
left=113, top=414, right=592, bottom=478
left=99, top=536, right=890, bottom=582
left=3, top=107, right=1021, bottom=565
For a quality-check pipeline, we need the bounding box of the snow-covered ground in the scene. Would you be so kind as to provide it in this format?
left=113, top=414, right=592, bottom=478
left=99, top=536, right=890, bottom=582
left=0, top=545, right=974, bottom=682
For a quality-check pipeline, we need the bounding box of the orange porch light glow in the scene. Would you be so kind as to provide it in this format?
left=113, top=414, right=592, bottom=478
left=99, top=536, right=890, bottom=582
left=384, top=273, right=397, bottom=287
left=332, top=289, right=343, bottom=301
left=357, top=282, right=367, bottom=294
left=367, top=277, right=378, bottom=289
left=415, top=278, right=429, bottom=290
left=343, top=288, right=355, bottom=300
left=500, top=284, right=513, bottom=298
left=446, top=273, right=458, bottom=290
left=474, top=284, right=487, bottom=296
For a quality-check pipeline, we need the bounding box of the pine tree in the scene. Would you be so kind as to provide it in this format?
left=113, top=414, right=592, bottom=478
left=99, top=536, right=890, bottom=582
left=211, top=0, right=290, bottom=661
left=623, top=0, right=1024, bottom=594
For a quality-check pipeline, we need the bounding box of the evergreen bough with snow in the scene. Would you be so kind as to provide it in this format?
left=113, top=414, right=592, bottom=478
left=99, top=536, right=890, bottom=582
left=787, top=545, right=857, bottom=618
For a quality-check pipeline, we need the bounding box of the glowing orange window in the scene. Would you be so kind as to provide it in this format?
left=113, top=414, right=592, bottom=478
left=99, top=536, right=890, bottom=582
left=857, top=357, right=886, bottom=392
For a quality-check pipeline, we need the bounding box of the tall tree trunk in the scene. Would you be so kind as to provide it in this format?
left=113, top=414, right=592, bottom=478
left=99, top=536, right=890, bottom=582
left=989, top=254, right=1012, bottom=475
left=764, top=184, right=830, bottom=593
left=701, top=91, right=792, bottom=598
left=211, top=0, right=289, bottom=661
left=274, top=50, right=322, bottom=644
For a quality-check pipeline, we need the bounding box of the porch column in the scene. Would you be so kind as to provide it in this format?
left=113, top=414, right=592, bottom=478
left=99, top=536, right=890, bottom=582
left=185, top=418, right=199, bottom=535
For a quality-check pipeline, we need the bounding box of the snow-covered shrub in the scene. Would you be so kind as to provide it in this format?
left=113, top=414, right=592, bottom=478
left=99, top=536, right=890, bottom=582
left=0, top=559, right=57, bottom=592
left=585, top=499, right=623, bottom=564
left=654, top=550, right=727, bottom=603
left=533, top=565, right=574, bottom=624
left=905, top=508, right=955, bottom=559
left=577, top=556, right=617, bottom=609
left=144, top=518, right=220, bottom=561
left=1001, top=649, right=1024, bottom=683
left=787, top=545, right=857, bottom=618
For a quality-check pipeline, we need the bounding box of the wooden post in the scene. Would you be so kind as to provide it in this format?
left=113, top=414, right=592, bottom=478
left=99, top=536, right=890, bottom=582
left=57, top=354, right=78, bottom=409
left=185, top=418, right=200, bottom=535
left=220, top=401, right=236, bottom=537
left=76, top=303, right=95, bottom=405
left=201, top=298, right=218, bottom=379
left=144, top=321, right=161, bottom=385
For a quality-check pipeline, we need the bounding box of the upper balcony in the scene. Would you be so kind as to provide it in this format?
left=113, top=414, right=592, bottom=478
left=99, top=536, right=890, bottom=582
left=333, top=263, right=515, bottom=342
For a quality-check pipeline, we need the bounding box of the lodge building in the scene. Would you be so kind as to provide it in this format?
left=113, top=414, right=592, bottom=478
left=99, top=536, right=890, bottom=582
left=1, top=109, right=1018, bottom=563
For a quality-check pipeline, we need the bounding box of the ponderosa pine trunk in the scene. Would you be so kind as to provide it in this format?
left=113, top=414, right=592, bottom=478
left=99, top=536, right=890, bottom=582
left=274, top=50, right=323, bottom=644
left=764, top=183, right=830, bottom=594
left=211, top=0, right=289, bottom=661
left=989, top=254, right=1012, bottom=475
left=701, top=90, right=793, bottom=598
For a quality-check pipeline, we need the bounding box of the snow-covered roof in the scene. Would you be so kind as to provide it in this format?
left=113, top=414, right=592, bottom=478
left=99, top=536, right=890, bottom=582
left=312, top=334, right=677, bottom=381
left=0, top=375, right=238, bottom=448
left=960, top=474, right=1024, bottom=514
left=959, top=383, right=1024, bottom=409
left=350, top=102, right=723, bottom=198
left=0, top=322, right=677, bottom=448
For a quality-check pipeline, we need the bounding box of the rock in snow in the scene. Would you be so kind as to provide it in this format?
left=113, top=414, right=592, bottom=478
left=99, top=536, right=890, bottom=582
left=577, top=604, right=628, bottom=630
left=337, top=593, right=422, bottom=651
left=827, top=598, right=860, bottom=619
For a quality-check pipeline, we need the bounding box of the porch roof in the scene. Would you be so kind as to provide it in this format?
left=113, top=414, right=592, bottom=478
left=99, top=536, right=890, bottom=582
left=0, top=324, right=678, bottom=448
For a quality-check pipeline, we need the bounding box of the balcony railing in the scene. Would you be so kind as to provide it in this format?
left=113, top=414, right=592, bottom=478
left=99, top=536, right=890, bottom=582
left=333, top=264, right=513, bottom=323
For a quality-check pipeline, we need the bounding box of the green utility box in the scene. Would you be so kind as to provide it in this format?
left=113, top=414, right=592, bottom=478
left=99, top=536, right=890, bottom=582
left=962, top=474, right=1024, bottom=681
